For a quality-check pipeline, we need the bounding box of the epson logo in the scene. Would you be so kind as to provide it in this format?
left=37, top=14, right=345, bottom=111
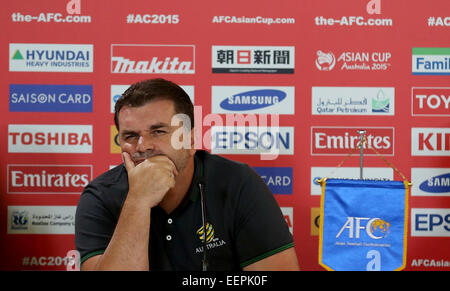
left=411, top=168, right=450, bottom=197
left=211, top=126, right=294, bottom=155
left=253, top=167, right=293, bottom=194
left=411, top=128, right=450, bottom=156
left=411, top=208, right=450, bottom=237
left=9, top=84, right=93, bottom=112
left=8, top=124, right=92, bottom=153
left=212, top=86, right=294, bottom=114
left=7, top=164, right=92, bottom=194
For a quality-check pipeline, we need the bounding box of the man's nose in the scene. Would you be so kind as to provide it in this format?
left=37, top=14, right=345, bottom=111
left=135, top=135, right=155, bottom=152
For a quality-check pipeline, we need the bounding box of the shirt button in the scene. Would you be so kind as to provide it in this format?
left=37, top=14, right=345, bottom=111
left=167, top=218, right=173, bottom=224
left=166, top=235, right=172, bottom=241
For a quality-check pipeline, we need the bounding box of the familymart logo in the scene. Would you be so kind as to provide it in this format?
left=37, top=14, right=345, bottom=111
left=412, top=48, right=450, bottom=75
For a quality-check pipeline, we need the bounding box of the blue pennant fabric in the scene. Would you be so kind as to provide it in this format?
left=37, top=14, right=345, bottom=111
left=319, top=179, right=409, bottom=271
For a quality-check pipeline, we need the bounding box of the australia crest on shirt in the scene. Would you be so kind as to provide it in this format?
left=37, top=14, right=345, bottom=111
left=194, top=222, right=227, bottom=253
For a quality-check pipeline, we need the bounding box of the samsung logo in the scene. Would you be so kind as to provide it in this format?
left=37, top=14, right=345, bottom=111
left=212, top=86, right=294, bottom=114
left=221, top=89, right=285, bottom=110
left=420, top=173, right=450, bottom=193
left=412, top=168, right=450, bottom=196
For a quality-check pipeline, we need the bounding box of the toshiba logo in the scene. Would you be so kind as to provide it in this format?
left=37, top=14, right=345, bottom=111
left=411, top=128, right=450, bottom=156
left=412, top=88, right=450, bottom=116
left=111, top=44, right=195, bottom=74
left=311, top=127, right=394, bottom=155
left=8, top=124, right=92, bottom=153
left=7, top=164, right=92, bottom=194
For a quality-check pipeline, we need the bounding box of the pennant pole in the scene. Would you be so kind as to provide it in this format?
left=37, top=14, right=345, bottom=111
left=357, top=130, right=366, bottom=179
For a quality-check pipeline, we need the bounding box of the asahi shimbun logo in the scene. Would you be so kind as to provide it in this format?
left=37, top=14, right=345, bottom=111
left=8, top=124, right=92, bottom=153
left=111, top=44, right=195, bottom=74
left=212, top=46, right=295, bottom=74
left=7, top=164, right=92, bottom=194
left=311, top=127, right=394, bottom=156
left=9, top=43, right=93, bottom=72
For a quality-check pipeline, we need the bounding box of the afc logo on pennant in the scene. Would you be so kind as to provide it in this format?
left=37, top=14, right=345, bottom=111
left=336, top=217, right=390, bottom=240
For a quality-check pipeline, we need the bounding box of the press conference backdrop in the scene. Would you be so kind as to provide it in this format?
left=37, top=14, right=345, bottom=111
left=2, top=0, right=450, bottom=270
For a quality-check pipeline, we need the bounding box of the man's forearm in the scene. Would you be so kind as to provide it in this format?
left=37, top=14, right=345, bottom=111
left=94, top=196, right=151, bottom=270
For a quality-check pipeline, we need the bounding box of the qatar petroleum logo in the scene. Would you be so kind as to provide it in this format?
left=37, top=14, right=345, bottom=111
left=316, top=50, right=336, bottom=71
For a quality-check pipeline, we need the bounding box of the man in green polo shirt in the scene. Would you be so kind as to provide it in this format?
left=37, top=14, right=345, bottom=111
left=75, top=78, right=299, bottom=271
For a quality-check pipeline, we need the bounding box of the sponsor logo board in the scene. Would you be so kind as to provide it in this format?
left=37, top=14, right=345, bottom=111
left=7, top=164, right=92, bottom=194
left=310, top=167, right=394, bottom=195
left=212, top=46, right=294, bottom=74
left=311, top=127, right=394, bottom=156
left=411, top=128, right=450, bottom=156
left=8, top=124, right=92, bottom=153
left=411, top=208, right=450, bottom=237
left=111, top=44, right=195, bottom=74
left=411, top=168, right=450, bottom=196
left=211, top=126, right=294, bottom=155
left=412, top=87, right=450, bottom=116
left=312, top=87, right=394, bottom=115
left=212, top=86, right=294, bottom=114
left=8, top=206, right=76, bottom=234
left=9, top=43, right=93, bottom=72
left=9, top=84, right=93, bottom=112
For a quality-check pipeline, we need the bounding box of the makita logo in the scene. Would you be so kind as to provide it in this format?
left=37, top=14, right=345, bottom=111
left=111, top=44, right=195, bottom=74
left=8, top=124, right=92, bottom=153
left=311, top=127, right=394, bottom=155
left=7, top=164, right=92, bottom=194
left=411, top=128, right=450, bottom=156
left=412, top=87, right=450, bottom=116
left=212, top=86, right=294, bottom=114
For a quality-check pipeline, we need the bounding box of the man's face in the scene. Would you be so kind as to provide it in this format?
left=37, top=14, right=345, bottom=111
left=117, top=99, right=194, bottom=172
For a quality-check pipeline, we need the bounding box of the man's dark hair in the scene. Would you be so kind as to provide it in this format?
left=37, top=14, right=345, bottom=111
left=114, top=78, right=194, bottom=130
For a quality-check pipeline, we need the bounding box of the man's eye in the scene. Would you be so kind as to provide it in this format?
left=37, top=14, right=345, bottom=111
left=152, top=130, right=167, bottom=135
left=124, top=135, right=138, bottom=141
